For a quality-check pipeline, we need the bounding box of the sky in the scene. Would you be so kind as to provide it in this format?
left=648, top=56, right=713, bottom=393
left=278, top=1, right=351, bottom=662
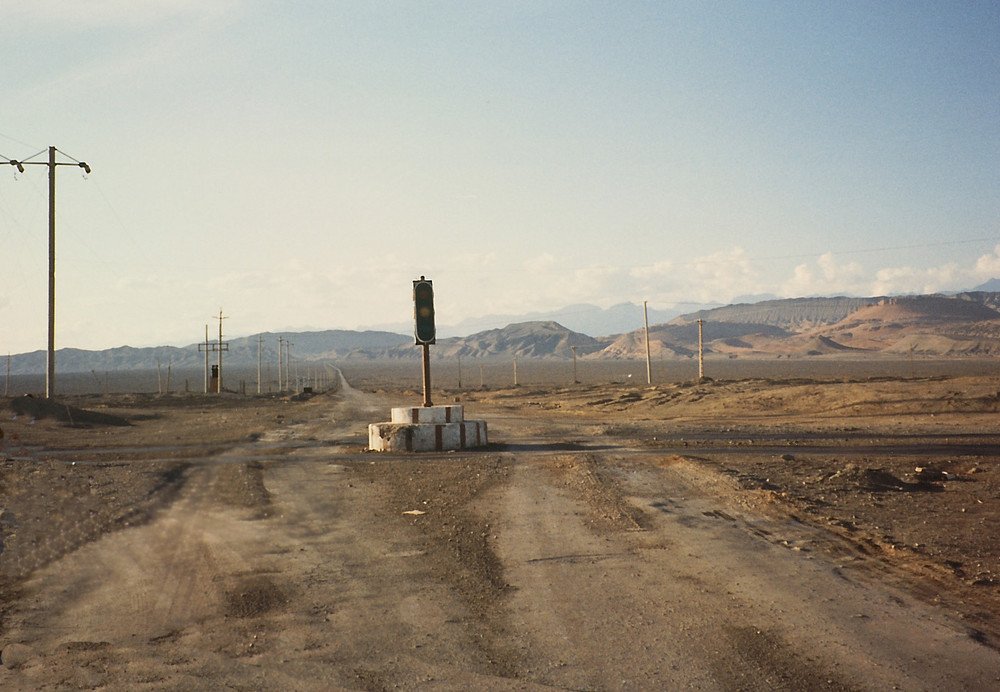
left=1, top=1, right=998, bottom=353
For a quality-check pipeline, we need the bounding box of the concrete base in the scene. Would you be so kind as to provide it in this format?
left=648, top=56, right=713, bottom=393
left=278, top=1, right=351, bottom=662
left=369, top=405, right=489, bottom=452
left=390, top=405, right=463, bottom=424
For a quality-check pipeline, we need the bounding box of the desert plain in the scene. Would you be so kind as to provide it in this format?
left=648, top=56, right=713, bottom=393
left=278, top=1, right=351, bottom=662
left=1, top=358, right=999, bottom=690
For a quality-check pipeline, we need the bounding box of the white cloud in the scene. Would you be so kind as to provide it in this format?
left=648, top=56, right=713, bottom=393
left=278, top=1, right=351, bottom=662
left=972, top=245, right=1000, bottom=280
left=522, top=253, right=561, bottom=274
left=451, top=252, right=499, bottom=270
left=629, top=260, right=674, bottom=281
left=776, top=249, right=989, bottom=299
left=871, top=263, right=963, bottom=296
left=679, top=247, right=760, bottom=303
left=781, top=253, right=866, bottom=297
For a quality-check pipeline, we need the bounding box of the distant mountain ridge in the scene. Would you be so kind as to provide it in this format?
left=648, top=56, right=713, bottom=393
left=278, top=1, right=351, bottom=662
left=363, top=301, right=695, bottom=339
left=973, top=278, right=1000, bottom=292
left=652, top=292, right=1000, bottom=359
left=674, top=296, right=881, bottom=330
left=4, top=330, right=411, bottom=376
left=389, top=321, right=606, bottom=360
left=7, top=290, right=1000, bottom=374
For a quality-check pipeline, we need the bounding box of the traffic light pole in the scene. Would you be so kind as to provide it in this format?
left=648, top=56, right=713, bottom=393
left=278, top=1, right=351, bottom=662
left=421, top=343, right=432, bottom=407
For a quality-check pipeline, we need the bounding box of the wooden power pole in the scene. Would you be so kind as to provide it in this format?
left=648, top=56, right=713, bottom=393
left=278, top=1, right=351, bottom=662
left=6, top=146, right=90, bottom=398
left=643, top=300, right=652, bottom=385
left=257, top=334, right=263, bottom=394
left=698, top=319, right=705, bottom=381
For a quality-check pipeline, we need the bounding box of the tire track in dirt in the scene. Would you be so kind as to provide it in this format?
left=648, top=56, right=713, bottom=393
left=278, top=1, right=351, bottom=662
left=487, top=447, right=1000, bottom=690
left=0, top=455, right=280, bottom=688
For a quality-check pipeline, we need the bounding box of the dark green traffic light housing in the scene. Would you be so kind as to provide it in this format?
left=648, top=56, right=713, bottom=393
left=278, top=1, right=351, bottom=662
left=413, top=277, right=436, bottom=345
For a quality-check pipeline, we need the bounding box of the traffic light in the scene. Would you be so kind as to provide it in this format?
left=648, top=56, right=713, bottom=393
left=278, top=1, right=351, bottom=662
left=413, top=277, right=436, bottom=344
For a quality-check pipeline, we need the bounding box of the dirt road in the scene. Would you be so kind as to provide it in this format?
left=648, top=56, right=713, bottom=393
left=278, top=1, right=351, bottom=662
left=2, top=375, right=1000, bottom=690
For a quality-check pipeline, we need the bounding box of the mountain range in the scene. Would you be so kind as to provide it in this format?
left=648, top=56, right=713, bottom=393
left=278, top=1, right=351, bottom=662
left=7, top=290, right=1000, bottom=375
left=361, top=301, right=689, bottom=339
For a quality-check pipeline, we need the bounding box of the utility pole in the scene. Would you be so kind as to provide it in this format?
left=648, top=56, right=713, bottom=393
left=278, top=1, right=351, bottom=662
left=6, top=146, right=91, bottom=398
left=643, top=300, right=652, bottom=385
left=257, top=334, right=263, bottom=394
left=571, top=345, right=579, bottom=384
left=277, top=336, right=284, bottom=391
left=698, top=319, right=705, bottom=381
left=285, top=341, right=292, bottom=392
left=203, top=325, right=210, bottom=392
left=215, top=309, right=227, bottom=392
left=197, top=314, right=229, bottom=394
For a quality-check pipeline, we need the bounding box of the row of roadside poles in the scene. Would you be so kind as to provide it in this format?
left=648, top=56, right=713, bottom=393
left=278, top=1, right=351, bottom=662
left=197, top=311, right=315, bottom=395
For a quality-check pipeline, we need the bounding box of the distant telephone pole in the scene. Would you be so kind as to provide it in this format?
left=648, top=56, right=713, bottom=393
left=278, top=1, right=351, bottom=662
left=277, top=336, right=284, bottom=391
left=197, top=312, right=229, bottom=394
left=698, top=319, right=705, bottom=381
left=6, top=146, right=91, bottom=398
left=257, top=334, right=263, bottom=394
left=215, top=309, right=228, bottom=392
left=202, top=325, right=210, bottom=392
left=643, top=300, right=652, bottom=385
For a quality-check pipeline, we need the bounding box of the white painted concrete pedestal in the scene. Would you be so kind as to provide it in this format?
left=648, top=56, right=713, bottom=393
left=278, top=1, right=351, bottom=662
left=368, top=405, right=488, bottom=452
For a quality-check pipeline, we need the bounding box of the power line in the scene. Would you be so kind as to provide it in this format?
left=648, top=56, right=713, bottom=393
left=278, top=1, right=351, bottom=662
left=428, top=233, right=1000, bottom=278
left=0, top=132, right=41, bottom=151
left=734, top=235, right=1000, bottom=265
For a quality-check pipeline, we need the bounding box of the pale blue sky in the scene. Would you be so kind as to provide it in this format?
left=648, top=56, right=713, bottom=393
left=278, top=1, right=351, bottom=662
left=1, top=1, right=998, bottom=352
